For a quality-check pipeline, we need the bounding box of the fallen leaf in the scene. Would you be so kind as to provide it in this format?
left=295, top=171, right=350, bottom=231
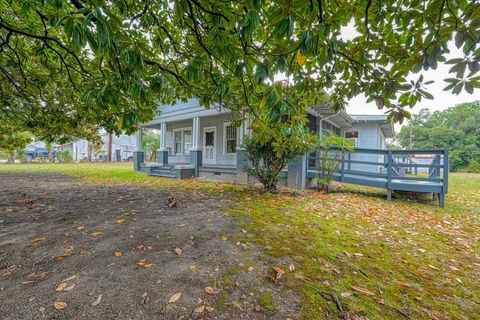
left=169, top=292, right=182, bottom=303
left=288, top=264, right=295, bottom=272
left=351, top=286, right=375, bottom=296
left=63, top=284, right=76, bottom=291
left=396, top=281, right=412, bottom=288
left=91, top=294, right=102, bottom=306
left=114, top=250, right=122, bottom=257
left=190, top=265, right=198, bottom=271
left=89, top=232, right=102, bottom=237
left=53, top=302, right=67, bottom=310
left=221, top=236, right=228, bottom=241
left=116, top=219, right=125, bottom=224
left=174, top=247, right=182, bottom=255
left=273, top=267, right=285, bottom=280
left=61, top=275, right=77, bottom=282
left=205, top=306, right=215, bottom=312
left=142, top=263, right=154, bottom=268
left=204, top=287, right=215, bottom=295
left=76, top=226, right=84, bottom=231
left=31, top=237, right=46, bottom=245
left=2, top=271, right=11, bottom=277
left=56, top=283, right=68, bottom=291
left=194, top=305, right=205, bottom=314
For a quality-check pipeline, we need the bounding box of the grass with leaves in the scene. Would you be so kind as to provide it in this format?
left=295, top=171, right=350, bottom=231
left=1, top=163, right=478, bottom=319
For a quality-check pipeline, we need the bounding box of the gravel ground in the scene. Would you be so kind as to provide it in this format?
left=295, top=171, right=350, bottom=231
left=0, top=173, right=301, bottom=320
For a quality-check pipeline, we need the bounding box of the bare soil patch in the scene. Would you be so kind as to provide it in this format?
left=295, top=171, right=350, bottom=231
left=0, top=173, right=300, bottom=319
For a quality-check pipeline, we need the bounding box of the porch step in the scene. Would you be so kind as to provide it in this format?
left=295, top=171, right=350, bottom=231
left=149, top=166, right=177, bottom=178
left=149, top=172, right=176, bottom=178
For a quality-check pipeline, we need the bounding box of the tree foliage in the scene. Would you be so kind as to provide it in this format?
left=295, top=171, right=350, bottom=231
left=0, top=127, right=31, bottom=163
left=142, top=131, right=160, bottom=161
left=396, top=101, right=480, bottom=170
left=1, top=0, right=479, bottom=141
left=244, top=95, right=318, bottom=191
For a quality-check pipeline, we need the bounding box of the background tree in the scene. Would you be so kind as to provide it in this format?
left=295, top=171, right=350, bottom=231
left=142, top=132, right=160, bottom=162
left=0, top=128, right=32, bottom=163
left=0, top=0, right=479, bottom=148
left=396, top=101, right=480, bottom=171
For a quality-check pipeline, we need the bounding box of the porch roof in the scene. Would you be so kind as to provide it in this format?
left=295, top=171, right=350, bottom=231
left=307, top=102, right=355, bottom=128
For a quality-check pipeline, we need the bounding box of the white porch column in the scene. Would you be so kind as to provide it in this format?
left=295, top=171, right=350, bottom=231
left=190, top=117, right=202, bottom=176
left=135, top=128, right=143, bottom=151
left=133, top=128, right=144, bottom=171
left=159, top=122, right=167, bottom=151
left=157, top=122, right=168, bottom=165
left=191, top=117, right=201, bottom=150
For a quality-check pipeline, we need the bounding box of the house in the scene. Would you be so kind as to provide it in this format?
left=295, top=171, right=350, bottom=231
left=60, top=134, right=136, bottom=161
left=135, top=98, right=394, bottom=188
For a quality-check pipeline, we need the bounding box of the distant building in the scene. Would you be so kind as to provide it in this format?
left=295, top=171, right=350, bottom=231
left=59, top=134, right=136, bottom=161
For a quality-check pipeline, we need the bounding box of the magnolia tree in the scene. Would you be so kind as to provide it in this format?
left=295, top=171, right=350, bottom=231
left=0, top=0, right=479, bottom=150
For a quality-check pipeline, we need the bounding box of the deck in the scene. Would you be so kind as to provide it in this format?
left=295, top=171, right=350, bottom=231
left=307, top=148, right=449, bottom=207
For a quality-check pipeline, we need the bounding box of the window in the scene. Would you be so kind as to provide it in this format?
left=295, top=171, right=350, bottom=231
left=173, top=128, right=193, bottom=154
left=174, top=131, right=182, bottom=154
left=183, top=130, right=192, bottom=152
left=345, top=130, right=359, bottom=147
left=224, top=123, right=237, bottom=154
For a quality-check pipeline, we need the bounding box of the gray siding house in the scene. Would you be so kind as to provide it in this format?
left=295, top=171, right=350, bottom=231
left=135, top=99, right=394, bottom=188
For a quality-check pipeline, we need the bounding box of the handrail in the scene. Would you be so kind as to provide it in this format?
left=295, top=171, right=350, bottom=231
left=308, top=147, right=449, bottom=207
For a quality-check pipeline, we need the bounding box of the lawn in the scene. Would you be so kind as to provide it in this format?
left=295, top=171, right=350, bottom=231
left=1, top=163, right=479, bottom=319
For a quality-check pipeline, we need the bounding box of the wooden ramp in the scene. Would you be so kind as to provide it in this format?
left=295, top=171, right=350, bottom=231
left=307, top=148, right=449, bottom=207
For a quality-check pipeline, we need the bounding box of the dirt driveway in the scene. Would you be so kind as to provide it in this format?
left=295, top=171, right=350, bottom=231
left=0, top=173, right=300, bottom=319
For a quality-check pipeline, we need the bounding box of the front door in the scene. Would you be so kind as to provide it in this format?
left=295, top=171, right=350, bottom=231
left=203, top=127, right=216, bottom=164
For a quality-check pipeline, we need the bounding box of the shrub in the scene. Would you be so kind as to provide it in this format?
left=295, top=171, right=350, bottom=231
left=63, top=150, right=73, bottom=163
left=311, top=134, right=354, bottom=192
left=243, top=128, right=317, bottom=192
left=37, top=152, right=45, bottom=163
left=464, top=159, right=480, bottom=173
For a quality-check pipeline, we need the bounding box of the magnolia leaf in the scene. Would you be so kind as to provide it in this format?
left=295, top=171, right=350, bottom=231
left=204, top=287, right=215, bottom=295
left=194, top=305, right=205, bottom=314
left=168, top=292, right=182, bottom=303
left=296, top=50, right=306, bottom=66
left=53, top=302, right=67, bottom=310
left=91, top=294, right=102, bottom=307
left=351, top=286, right=375, bottom=296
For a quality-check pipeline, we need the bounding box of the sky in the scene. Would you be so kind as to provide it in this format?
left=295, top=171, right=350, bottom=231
left=341, top=26, right=479, bottom=118
left=346, top=61, right=478, bottom=117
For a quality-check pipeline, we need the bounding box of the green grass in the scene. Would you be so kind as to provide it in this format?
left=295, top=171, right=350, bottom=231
left=228, top=174, right=480, bottom=319
left=1, top=163, right=479, bottom=319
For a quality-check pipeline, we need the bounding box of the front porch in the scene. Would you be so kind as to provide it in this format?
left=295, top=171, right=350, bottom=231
left=134, top=108, right=249, bottom=182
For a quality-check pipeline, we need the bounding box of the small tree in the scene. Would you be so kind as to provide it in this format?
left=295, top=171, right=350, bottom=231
left=464, top=159, right=480, bottom=173
left=45, top=142, right=53, bottom=162
left=0, top=128, right=32, bottom=163
left=63, top=150, right=73, bottom=163
left=312, top=134, right=354, bottom=193
left=142, top=133, right=160, bottom=161
left=243, top=93, right=318, bottom=192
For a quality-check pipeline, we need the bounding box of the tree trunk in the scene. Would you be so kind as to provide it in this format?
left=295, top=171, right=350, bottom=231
left=107, top=133, right=113, bottom=162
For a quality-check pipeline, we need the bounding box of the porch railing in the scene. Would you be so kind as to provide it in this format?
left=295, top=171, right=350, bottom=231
left=307, top=148, right=449, bottom=207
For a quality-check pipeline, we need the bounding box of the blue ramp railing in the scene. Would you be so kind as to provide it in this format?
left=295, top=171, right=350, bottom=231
left=307, top=148, right=449, bottom=207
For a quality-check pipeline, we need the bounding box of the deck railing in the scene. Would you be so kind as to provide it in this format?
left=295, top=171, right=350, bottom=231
left=307, top=148, right=449, bottom=207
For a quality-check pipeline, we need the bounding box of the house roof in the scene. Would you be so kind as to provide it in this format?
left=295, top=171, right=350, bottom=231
left=350, top=114, right=395, bottom=138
